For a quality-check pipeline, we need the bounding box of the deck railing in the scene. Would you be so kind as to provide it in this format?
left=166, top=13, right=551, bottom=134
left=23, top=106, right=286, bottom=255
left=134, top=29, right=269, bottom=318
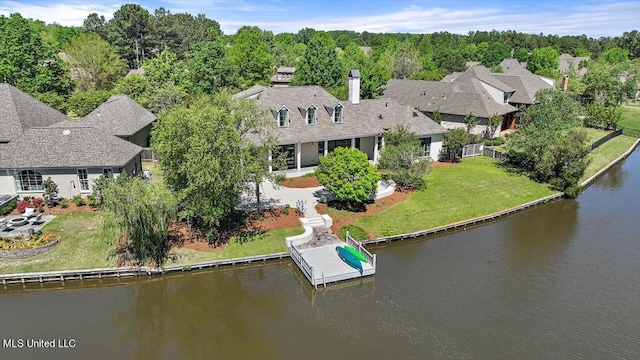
left=346, top=233, right=377, bottom=269
left=290, top=244, right=315, bottom=282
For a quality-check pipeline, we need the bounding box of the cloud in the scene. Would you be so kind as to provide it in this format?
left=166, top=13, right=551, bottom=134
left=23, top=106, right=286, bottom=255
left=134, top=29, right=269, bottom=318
left=0, top=1, right=117, bottom=26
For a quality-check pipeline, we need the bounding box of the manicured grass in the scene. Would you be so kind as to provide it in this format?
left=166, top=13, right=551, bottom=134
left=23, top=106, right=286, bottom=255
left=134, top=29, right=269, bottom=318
left=169, top=227, right=302, bottom=265
left=0, top=212, right=116, bottom=274
left=619, top=105, right=640, bottom=131
left=582, top=127, right=610, bottom=143
left=354, top=157, right=557, bottom=238
left=142, top=161, right=165, bottom=186
left=581, top=135, right=638, bottom=181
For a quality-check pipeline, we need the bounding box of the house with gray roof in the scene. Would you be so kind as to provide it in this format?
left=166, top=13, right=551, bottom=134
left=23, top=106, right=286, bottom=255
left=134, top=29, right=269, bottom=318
left=81, top=95, right=156, bottom=147
left=271, top=67, right=296, bottom=87
left=559, top=54, right=589, bottom=78
left=384, top=61, right=553, bottom=137
left=0, top=84, right=143, bottom=198
left=236, top=71, right=447, bottom=173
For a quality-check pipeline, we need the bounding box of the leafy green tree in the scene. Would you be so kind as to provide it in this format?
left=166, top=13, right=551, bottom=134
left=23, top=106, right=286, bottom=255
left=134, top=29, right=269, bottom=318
left=151, top=92, right=281, bottom=229
left=67, top=90, right=112, bottom=117
left=431, top=109, right=442, bottom=124
left=619, top=30, right=640, bottom=59
left=229, top=26, right=274, bottom=86
left=487, top=114, right=502, bottom=139
left=187, top=40, right=239, bottom=94
left=34, top=92, right=66, bottom=112
left=464, top=112, right=478, bottom=134
left=315, top=147, right=380, bottom=204
left=294, top=31, right=343, bottom=89
left=42, top=177, right=59, bottom=207
left=600, top=47, right=629, bottom=64
left=528, top=46, right=559, bottom=75
left=384, top=42, right=421, bottom=79
left=583, top=62, right=628, bottom=106
left=378, top=125, right=430, bottom=190
left=102, top=177, right=177, bottom=267
left=548, top=129, right=592, bottom=196
left=113, top=73, right=148, bottom=100
left=442, top=128, right=469, bottom=162
left=64, top=34, right=127, bottom=91
left=153, top=9, right=221, bottom=58
left=478, top=41, right=510, bottom=67
left=0, top=13, right=73, bottom=97
left=505, top=89, right=586, bottom=188
left=584, top=104, right=621, bottom=129
left=105, top=4, right=155, bottom=69
left=513, top=48, right=530, bottom=64
left=83, top=13, right=107, bottom=36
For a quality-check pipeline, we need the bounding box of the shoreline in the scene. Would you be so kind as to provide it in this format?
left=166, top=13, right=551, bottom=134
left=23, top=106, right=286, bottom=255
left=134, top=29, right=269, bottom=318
left=2, top=139, right=639, bottom=287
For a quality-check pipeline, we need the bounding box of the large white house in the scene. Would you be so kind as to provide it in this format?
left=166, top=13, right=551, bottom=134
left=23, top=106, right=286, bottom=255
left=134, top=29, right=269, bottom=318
left=235, top=70, right=447, bottom=174
left=0, top=84, right=149, bottom=199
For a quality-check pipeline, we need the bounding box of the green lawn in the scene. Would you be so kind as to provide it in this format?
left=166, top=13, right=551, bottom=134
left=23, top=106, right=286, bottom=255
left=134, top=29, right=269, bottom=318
left=582, top=127, right=610, bottom=143
left=142, top=161, right=165, bottom=186
left=619, top=105, right=640, bottom=131
left=581, top=135, right=638, bottom=181
left=0, top=212, right=302, bottom=274
left=168, top=227, right=302, bottom=265
left=0, top=212, right=115, bottom=274
left=355, top=157, right=557, bottom=238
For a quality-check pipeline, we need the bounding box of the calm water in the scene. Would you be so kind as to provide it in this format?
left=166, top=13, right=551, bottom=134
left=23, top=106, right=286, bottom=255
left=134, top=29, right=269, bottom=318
left=1, top=147, right=639, bottom=360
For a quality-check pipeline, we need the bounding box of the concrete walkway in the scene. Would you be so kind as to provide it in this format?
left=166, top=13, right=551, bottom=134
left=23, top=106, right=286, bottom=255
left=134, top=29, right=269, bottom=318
left=239, top=180, right=396, bottom=217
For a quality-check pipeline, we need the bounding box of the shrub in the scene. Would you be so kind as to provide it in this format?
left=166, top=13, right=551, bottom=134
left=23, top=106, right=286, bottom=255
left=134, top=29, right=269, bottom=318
left=73, top=195, right=85, bottom=206
left=16, top=200, right=28, bottom=213
left=340, top=225, right=370, bottom=241
left=60, top=198, right=68, bottom=208
left=42, top=177, right=59, bottom=207
left=0, top=199, right=17, bottom=215
left=283, top=204, right=290, bottom=215
left=87, top=194, right=96, bottom=207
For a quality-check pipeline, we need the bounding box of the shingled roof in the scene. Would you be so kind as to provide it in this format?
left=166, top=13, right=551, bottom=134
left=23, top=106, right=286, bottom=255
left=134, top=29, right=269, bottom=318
left=0, top=126, right=142, bottom=169
left=498, top=59, right=554, bottom=104
left=0, top=83, right=70, bottom=143
left=384, top=78, right=516, bottom=118
left=236, top=85, right=446, bottom=144
left=81, top=95, right=156, bottom=137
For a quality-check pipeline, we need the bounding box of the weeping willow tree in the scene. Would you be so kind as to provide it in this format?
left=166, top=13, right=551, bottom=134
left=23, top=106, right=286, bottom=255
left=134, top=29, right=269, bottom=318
left=102, top=177, right=177, bottom=267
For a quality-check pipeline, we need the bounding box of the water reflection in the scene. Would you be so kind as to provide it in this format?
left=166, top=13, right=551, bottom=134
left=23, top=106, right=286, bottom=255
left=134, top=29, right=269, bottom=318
left=592, top=160, right=628, bottom=190
left=114, top=265, right=288, bottom=359
left=290, top=265, right=376, bottom=306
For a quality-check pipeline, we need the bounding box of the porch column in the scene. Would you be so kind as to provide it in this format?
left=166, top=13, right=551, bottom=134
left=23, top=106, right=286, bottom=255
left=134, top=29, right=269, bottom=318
left=351, top=137, right=356, bottom=148
left=324, top=140, right=328, bottom=156
left=296, top=143, right=301, bottom=173
left=373, top=135, right=379, bottom=163
left=268, top=150, right=272, bottom=174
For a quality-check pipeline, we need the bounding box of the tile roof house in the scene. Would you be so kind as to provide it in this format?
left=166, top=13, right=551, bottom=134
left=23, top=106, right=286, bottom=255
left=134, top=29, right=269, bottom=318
left=236, top=71, right=447, bottom=173
left=0, top=84, right=143, bottom=198
left=383, top=60, right=553, bottom=137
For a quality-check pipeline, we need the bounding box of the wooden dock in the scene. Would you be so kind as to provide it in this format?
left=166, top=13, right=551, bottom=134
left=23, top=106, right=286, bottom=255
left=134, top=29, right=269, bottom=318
left=290, top=229, right=376, bottom=289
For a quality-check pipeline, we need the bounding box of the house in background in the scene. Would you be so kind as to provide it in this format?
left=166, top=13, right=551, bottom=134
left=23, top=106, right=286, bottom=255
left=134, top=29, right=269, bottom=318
left=383, top=60, right=553, bottom=136
left=236, top=70, right=447, bottom=174
left=0, top=83, right=144, bottom=198
left=559, top=54, right=590, bottom=78
left=80, top=95, right=156, bottom=147
left=271, top=67, right=296, bottom=87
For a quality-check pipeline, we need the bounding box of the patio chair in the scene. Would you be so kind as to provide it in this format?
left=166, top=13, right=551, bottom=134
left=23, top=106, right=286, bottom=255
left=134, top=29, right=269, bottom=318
left=22, top=207, right=35, bottom=218
left=31, top=213, right=43, bottom=225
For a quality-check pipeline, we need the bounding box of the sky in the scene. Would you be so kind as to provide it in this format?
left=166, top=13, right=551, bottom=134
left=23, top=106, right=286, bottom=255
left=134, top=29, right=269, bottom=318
left=1, top=0, right=639, bottom=38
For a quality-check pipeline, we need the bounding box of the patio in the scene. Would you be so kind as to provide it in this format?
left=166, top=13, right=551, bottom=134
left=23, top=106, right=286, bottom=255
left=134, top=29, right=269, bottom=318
left=0, top=214, right=56, bottom=238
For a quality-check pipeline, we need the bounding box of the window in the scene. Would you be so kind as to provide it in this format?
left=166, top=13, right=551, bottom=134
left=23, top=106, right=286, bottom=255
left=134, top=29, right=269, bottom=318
left=333, top=104, right=343, bottom=123
left=276, top=145, right=296, bottom=170
left=14, top=170, right=43, bottom=192
left=318, top=141, right=325, bottom=157
left=327, top=139, right=351, bottom=153
left=77, top=169, right=90, bottom=192
left=278, top=107, right=290, bottom=127
left=307, top=106, right=317, bottom=125
left=419, top=137, right=432, bottom=157
left=102, top=168, right=113, bottom=177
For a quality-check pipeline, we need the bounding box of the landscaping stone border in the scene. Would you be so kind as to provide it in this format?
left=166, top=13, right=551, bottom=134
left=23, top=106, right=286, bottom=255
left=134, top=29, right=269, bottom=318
left=0, top=237, right=60, bottom=260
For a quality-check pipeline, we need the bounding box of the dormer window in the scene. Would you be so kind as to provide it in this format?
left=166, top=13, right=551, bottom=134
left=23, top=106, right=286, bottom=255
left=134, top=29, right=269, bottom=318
left=307, top=105, right=317, bottom=125
left=333, top=104, right=343, bottom=123
left=278, top=107, right=290, bottom=127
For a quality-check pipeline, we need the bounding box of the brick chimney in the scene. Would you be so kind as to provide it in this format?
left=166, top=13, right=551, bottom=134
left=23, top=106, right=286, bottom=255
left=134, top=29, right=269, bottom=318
left=562, top=75, right=569, bottom=92
left=348, top=69, right=360, bottom=104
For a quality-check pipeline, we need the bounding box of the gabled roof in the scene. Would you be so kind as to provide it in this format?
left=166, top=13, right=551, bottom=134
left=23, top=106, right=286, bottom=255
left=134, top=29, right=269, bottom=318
left=0, top=83, right=70, bottom=143
left=498, top=59, right=554, bottom=104
left=384, top=79, right=516, bottom=118
left=0, top=126, right=142, bottom=169
left=236, top=85, right=446, bottom=144
left=81, top=95, right=156, bottom=137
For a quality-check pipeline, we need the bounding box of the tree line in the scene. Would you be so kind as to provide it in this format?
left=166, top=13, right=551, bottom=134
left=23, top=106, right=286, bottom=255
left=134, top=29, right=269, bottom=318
left=2, top=5, right=639, bottom=118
